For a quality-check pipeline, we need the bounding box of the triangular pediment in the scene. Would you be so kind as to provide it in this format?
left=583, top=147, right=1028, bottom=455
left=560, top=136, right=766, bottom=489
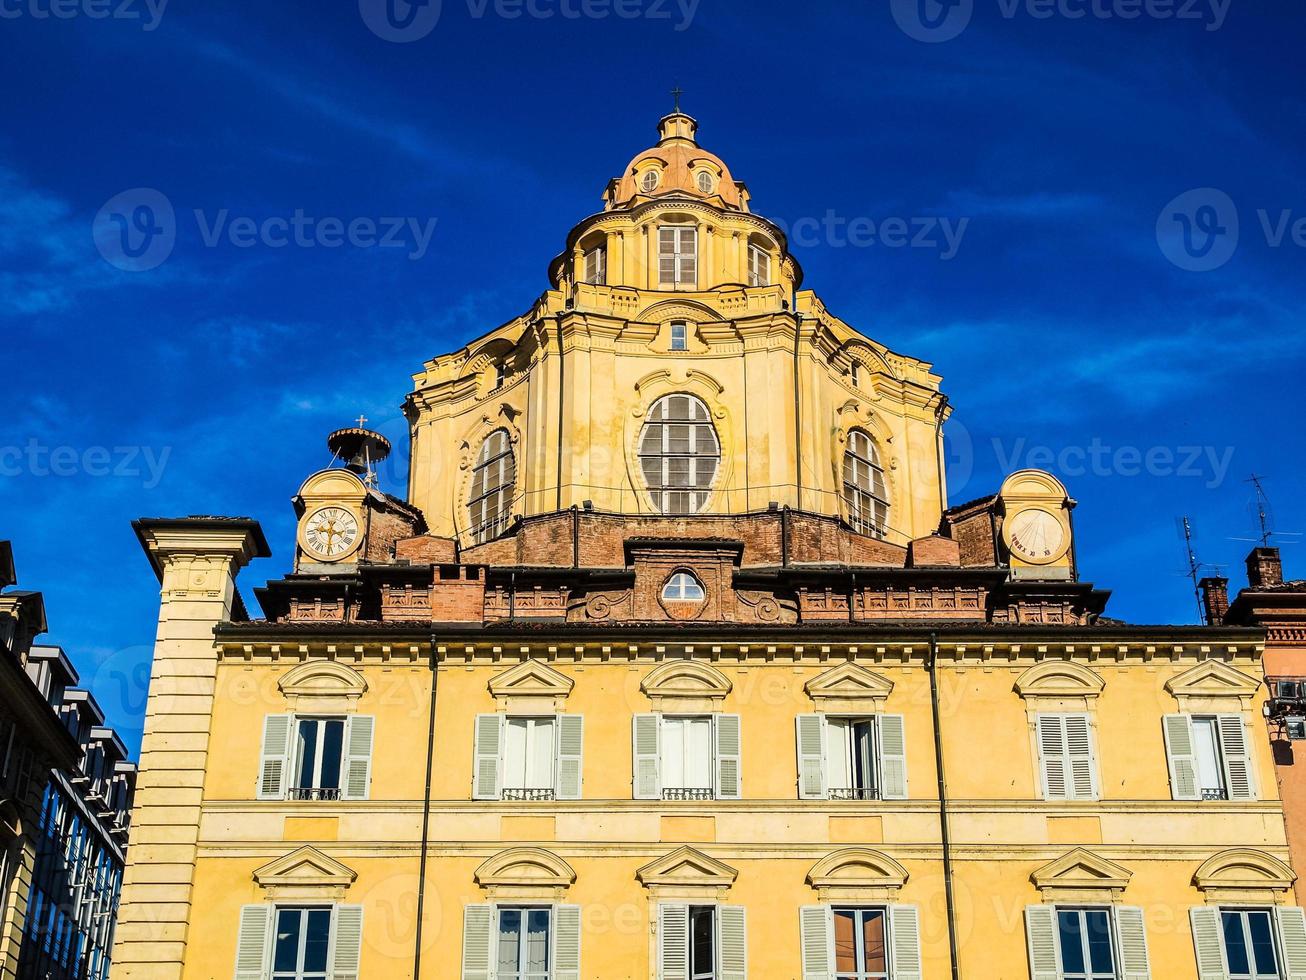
left=1032, top=848, right=1133, bottom=892
left=1165, top=661, right=1260, bottom=701
left=805, top=662, right=894, bottom=702
left=254, top=846, right=356, bottom=892
left=637, top=846, right=738, bottom=888
left=489, top=660, right=575, bottom=700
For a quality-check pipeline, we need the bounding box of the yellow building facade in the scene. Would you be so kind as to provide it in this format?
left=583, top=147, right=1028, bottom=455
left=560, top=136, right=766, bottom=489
left=112, top=114, right=1300, bottom=980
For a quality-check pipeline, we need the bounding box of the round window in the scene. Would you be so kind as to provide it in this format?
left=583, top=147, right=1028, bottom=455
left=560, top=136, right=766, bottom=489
left=696, top=172, right=713, bottom=194
left=662, top=571, right=705, bottom=602
left=641, top=170, right=660, bottom=193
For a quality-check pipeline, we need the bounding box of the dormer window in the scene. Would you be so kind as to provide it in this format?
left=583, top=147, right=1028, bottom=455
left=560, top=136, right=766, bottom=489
left=696, top=171, right=714, bottom=194
left=583, top=245, right=606, bottom=285
left=748, top=243, right=771, bottom=287
left=663, top=571, right=705, bottom=602
left=670, top=321, right=688, bottom=352
left=641, top=170, right=661, bottom=193
left=494, top=363, right=508, bottom=390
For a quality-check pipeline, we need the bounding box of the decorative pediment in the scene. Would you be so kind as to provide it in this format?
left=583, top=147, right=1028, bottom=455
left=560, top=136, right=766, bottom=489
left=488, top=660, right=574, bottom=711
left=641, top=660, right=732, bottom=712
left=806, top=848, right=908, bottom=901
left=277, top=660, right=367, bottom=710
left=254, top=846, right=357, bottom=900
left=1031, top=848, right=1133, bottom=902
left=1014, top=661, right=1105, bottom=700
left=805, top=662, right=894, bottom=710
left=1165, top=661, right=1261, bottom=711
left=475, top=847, right=576, bottom=900
left=1194, top=849, right=1295, bottom=902
left=637, top=846, right=738, bottom=899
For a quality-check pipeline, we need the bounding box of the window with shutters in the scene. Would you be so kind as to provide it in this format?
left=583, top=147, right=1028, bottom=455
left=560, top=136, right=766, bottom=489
left=843, top=431, right=889, bottom=540
left=747, top=244, right=770, bottom=288
left=1035, top=713, right=1098, bottom=801
left=796, top=714, right=908, bottom=802
left=659, top=226, right=698, bottom=288
left=635, top=713, right=740, bottom=802
left=271, top=907, right=332, bottom=980
left=583, top=245, right=606, bottom=285
left=291, top=718, right=345, bottom=802
left=497, top=907, right=551, bottom=980
left=469, top=429, right=516, bottom=544
left=662, top=716, right=714, bottom=801
left=1054, top=907, right=1116, bottom=980
left=833, top=907, right=888, bottom=980
left=1163, top=712, right=1255, bottom=802
left=1218, top=908, right=1279, bottom=979
left=639, top=394, right=720, bottom=515
left=1026, top=903, right=1149, bottom=980
left=827, top=719, right=877, bottom=801
left=502, top=718, right=556, bottom=801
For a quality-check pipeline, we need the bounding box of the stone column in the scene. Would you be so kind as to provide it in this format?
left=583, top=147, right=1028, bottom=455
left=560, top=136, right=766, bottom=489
left=109, top=518, right=266, bottom=980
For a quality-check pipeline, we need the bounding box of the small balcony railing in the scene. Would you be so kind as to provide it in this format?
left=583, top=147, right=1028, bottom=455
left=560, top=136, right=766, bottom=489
left=502, top=788, right=556, bottom=801
left=288, top=787, right=342, bottom=802
left=828, top=787, right=880, bottom=801
left=662, top=787, right=714, bottom=801
left=1201, top=787, right=1229, bottom=802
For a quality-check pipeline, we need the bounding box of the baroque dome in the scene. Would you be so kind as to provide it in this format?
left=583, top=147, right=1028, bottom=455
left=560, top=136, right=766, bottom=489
left=606, top=112, right=748, bottom=212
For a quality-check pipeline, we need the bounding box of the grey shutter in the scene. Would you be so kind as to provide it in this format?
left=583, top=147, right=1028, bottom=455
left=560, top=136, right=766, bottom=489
left=234, top=905, right=272, bottom=980
left=342, top=716, right=374, bottom=801
left=257, top=714, right=294, bottom=800
left=556, top=714, right=584, bottom=801
left=1189, top=906, right=1229, bottom=980
left=715, top=714, right=742, bottom=800
left=658, top=903, right=689, bottom=980
left=1025, top=904, right=1062, bottom=980
left=1163, top=714, right=1201, bottom=801
left=330, top=904, right=364, bottom=980
left=1217, top=714, right=1255, bottom=800
left=877, top=714, right=909, bottom=800
left=1064, top=713, right=1097, bottom=800
left=799, top=905, right=833, bottom=980
left=633, top=714, right=661, bottom=800
left=1277, top=906, right=1306, bottom=980
left=717, top=904, right=747, bottom=980
left=796, top=715, right=827, bottom=800
left=1115, top=906, right=1151, bottom=980
left=553, top=904, right=582, bottom=980
left=473, top=714, right=504, bottom=801
left=1037, top=714, right=1068, bottom=800
left=462, top=904, right=495, bottom=980
left=888, top=905, right=923, bottom=980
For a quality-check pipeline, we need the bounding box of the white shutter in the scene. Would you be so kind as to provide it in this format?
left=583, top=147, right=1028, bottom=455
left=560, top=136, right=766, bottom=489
left=257, top=714, right=294, bottom=800
left=717, top=904, right=747, bottom=980
left=795, top=715, right=827, bottom=800
left=1025, top=904, right=1062, bottom=980
left=342, top=716, right=374, bottom=801
left=233, top=905, right=272, bottom=980
left=330, top=904, right=364, bottom=980
left=1189, top=906, right=1229, bottom=980
left=633, top=714, right=662, bottom=800
left=1064, top=713, right=1097, bottom=800
left=715, top=714, right=742, bottom=800
left=555, top=714, right=584, bottom=800
left=1277, top=906, right=1306, bottom=980
left=658, top=903, right=689, bottom=980
left=553, top=903, right=582, bottom=980
left=1037, top=715, right=1069, bottom=801
left=1163, top=714, right=1201, bottom=801
left=462, top=905, right=495, bottom=980
left=473, top=714, right=504, bottom=801
left=1217, top=714, right=1255, bottom=800
left=798, top=905, right=833, bottom=980
left=1115, top=905, right=1151, bottom=980
left=888, top=904, right=923, bottom=980
left=877, top=714, right=909, bottom=800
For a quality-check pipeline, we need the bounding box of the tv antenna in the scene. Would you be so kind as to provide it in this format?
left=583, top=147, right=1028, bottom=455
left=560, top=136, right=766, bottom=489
left=1231, top=475, right=1302, bottom=548
left=1180, top=516, right=1206, bottom=624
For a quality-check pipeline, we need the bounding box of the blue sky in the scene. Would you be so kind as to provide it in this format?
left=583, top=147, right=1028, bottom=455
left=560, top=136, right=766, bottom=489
left=2, top=0, right=1303, bottom=754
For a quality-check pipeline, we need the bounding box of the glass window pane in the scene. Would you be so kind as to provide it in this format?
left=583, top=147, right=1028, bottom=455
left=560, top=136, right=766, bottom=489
left=690, top=907, right=714, bottom=976
left=686, top=718, right=713, bottom=788
left=526, top=910, right=550, bottom=974
left=827, top=720, right=852, bottom=790
left=303, top=909, right=331, bottom=972
left=1084, top=910, right=1114, bottom=973
left=504, top=719, right=528, bottom=789
left=528, top=719, right=555, bottom=789
left=1193, top=717, right=1224, bottom=793
left=862, top=910, right=887, bottom=972
left=662, top=718, right=686, bottom=788
left=1247, top=911, right=1278, bottom=974
left=1057, top=911, right=1086, bottom=974
left=297, top=721, right=318, bottom=788
left=498, top=909, right=522, bottom=975
left=833, top=909, right=858, bottom=971
left=320, top=721, right=344, bottom=790
left=852, top=721, right=876, bottom=793
left=1221, top=911, right=1251, bottom=975
left=273, top=909, right=302, bottom=971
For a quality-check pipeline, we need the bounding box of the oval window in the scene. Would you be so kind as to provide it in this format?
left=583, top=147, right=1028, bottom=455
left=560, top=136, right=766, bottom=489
left=696, top=171, right=714, bottom=194
left=662, top=571, right=705, bottom=601
left=641, top=170, right=660, bottom=193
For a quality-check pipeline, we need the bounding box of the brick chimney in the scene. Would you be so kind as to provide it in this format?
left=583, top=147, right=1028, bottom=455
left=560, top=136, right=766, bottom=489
left=1199, top=576, right=1230, bottom=625
left=1247, top=546, right=1284, bottom=589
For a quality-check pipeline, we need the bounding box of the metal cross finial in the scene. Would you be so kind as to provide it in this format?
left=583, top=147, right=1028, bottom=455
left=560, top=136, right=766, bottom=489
left=671, top=85, right=684, bottom=113
left=356, top=414, right=368, bottom=429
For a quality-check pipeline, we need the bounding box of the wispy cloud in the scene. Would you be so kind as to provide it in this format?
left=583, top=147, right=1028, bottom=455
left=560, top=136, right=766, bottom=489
left=940, top=190, right=1110, bottom=219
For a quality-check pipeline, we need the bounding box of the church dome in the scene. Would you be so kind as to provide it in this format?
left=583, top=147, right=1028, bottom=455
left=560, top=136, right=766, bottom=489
left=607, top=112, right=748, bottom=212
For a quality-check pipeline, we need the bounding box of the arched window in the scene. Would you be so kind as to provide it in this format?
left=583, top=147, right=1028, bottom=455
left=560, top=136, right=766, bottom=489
left=638, top=394, right=720, bottom=515
left=662, top=571, right=705, bottom=601
left=468, top=429, right=516, bottom=544
left=843, top=430, right=889, bottom=539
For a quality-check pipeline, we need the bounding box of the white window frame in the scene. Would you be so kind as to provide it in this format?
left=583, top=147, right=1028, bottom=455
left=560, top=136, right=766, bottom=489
left=468, top=429, right=516, bottom=545
left=842, top=430, right=889, bottom=540
left=660, top=715, right=715, bottom=801
left=662, top=572, right=705, bottom=601
left=501, top=717, right=557, bottom=801
left=271, top=905, right=334, bottom=980
left=825, top=716, right=879, bottom=802
left=583, top=245, right=606, bottom=285
left=795, top=713, right=908, bottom=802
left=831, top=906, right=890, bottom=980
left=696, top=171, right=714, bottom=195
left=637, top=394, right=720, bottom=515
left=658, top=226, right=698, bottom=289
left=496, top=905, right=553, bottom=980
left=642, top=170, right=661, bottom=193
left=634, top=713, right=741, bottom=802
left=670, top=321, right=688, bottom=352
left=1052, top=906, right=1117, bottom=980
left=747, top=244, right=770, bottom=288
left=292, top=717, right=346, bottom=801
left=1217, top=906, right=1280, bottom=980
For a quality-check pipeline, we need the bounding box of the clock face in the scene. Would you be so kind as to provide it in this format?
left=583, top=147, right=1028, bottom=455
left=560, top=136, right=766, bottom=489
left=1006, top=508, right=1066, bottom=564
left=303, top=507, right=360, bottom=560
